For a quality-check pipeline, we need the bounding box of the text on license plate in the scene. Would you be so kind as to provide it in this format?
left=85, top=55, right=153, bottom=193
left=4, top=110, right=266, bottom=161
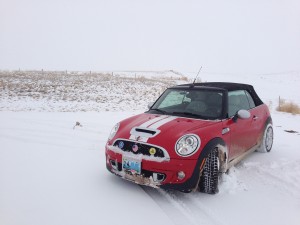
left=122, top=156, right=141, bottom=174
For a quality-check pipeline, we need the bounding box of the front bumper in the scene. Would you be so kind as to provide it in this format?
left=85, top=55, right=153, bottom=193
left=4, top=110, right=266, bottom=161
left=105, top=144, right=200, bottom=191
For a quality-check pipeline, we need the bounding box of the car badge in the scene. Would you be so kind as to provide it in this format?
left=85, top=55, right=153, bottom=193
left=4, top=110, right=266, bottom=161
left=132, top=144, right=138, bottom=152
left=149, top=148, right=156, bottom=155
left=118, top=141, right=124, bottom=149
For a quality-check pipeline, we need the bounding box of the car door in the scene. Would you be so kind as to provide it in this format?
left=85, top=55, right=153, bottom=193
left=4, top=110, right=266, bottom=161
left=244, top=90, right=265, bottom=146
left=223, top=90, right=258, bottom=161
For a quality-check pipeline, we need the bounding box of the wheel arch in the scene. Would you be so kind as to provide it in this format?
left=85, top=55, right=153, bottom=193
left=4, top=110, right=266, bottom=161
left=160, top=137, right=228, bottom=192
left=256, top=116, right=274, bottom=153
left=265, top=116, right=273, bottom=126
left=258, top=116, right=273, bottom=145
left=199, top=137, right=228, bottom=173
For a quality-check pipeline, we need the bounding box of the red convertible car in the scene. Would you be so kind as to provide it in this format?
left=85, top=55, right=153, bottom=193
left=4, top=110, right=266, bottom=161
left=105, top=82, right=273, bottom=194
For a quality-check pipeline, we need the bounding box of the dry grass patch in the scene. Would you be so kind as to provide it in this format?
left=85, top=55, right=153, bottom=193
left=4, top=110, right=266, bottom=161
left=180, top=76, right=189, bottom=81
left=277, top=99, right=300, bottom=115
left=0, top=70, right=176, bottom=112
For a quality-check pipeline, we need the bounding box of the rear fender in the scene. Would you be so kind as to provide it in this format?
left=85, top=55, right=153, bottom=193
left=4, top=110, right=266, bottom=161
left=258, top=116, right=273, bottom=145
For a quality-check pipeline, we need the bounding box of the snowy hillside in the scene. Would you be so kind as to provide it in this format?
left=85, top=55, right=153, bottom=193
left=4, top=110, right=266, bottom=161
left=0, top=71, right=300, bottom=225
left=0, top=70, right=177, bottom=112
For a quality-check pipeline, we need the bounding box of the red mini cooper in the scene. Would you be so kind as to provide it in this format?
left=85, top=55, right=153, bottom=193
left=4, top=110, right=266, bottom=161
left=105, top=82, right=273, bottom=194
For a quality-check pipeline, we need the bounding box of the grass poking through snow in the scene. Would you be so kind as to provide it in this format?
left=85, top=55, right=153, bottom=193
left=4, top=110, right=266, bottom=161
left=277, top=99, right=300, bottom=115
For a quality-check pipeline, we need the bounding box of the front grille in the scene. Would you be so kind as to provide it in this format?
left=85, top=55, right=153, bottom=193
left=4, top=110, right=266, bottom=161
left=113, top=140, right=165, bottom=158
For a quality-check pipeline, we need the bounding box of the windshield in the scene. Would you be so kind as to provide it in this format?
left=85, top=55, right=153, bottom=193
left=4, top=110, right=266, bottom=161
left=148, top=88, right=224, bottom=120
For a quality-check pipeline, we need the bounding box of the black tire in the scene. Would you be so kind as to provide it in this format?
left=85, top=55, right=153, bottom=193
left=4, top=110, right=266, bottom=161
left=199, top=148, right=220, bottom=194
left=180, top=189, right=192, bottom=193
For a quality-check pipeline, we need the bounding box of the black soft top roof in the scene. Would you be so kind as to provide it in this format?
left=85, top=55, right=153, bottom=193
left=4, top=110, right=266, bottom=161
left=173, top=82, right=264, bottom=105
left=175, top=82, right=253, bottom=91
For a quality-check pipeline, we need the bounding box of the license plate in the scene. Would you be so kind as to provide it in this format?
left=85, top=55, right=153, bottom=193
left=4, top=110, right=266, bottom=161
left=122, top=156, right=141, bottom=174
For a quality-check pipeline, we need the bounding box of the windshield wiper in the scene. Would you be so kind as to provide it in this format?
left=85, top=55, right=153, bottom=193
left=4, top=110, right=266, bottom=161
left=172, top=111, right=201, bottom=117
left=150, top=108, right=167, bottom=114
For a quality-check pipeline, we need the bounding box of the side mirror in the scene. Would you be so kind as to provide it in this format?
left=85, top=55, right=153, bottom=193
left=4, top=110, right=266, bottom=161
left=237, top=109, right=251, bottom=119
left=233, top=109, right=250, bottom=122
left=147, top=102, right=154, bottom=109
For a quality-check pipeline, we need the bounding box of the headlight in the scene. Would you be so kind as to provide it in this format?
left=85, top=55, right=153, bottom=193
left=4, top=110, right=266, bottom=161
left=108, top=123, right=120, bottom=140
left=175, top=134, right=200, bottom=157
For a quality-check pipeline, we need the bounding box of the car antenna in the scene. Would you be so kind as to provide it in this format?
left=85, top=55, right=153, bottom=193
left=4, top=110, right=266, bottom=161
left=191, top=66, right=202, bottom=87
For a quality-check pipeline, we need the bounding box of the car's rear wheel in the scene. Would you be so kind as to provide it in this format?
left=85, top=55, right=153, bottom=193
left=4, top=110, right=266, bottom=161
left=257, top=123, right=273, bottom=153
left=199, top=147, right=220, bottom=194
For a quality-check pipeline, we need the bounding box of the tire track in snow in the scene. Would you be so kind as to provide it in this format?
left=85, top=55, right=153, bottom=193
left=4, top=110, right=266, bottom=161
left=141, top=186, right=198, bottom=225
left=141, top=186, right=225, bottom=225
left=179, top=192, right=226, bottom=225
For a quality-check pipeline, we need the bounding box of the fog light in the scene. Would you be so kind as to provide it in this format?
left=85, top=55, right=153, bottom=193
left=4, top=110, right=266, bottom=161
left=177, top=171, right=185, bottom=180
left=110, top=160, right=118, bottom=170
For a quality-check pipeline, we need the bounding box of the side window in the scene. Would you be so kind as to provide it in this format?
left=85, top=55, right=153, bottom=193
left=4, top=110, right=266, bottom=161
left=245, top=91, right=256, bottom=108
left=228, top=90, right=250, bottom=117
left=159, top=91, right=185, bottom=108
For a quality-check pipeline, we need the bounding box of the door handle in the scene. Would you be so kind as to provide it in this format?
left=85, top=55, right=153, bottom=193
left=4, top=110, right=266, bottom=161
left=253, top=115, right=259, bottom=121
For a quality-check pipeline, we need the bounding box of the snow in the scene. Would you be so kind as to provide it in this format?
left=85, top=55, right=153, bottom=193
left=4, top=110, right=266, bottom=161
left=0, top=112, right=173, bottom=225
left=0, top=71, right=176, bottom=112
left=1, top=71, right=300, bottom=225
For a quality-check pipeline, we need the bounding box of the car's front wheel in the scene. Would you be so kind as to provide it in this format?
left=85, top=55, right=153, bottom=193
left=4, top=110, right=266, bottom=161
left=257, top=123, right=273, bottom=153
left=198, top=147, right=220, bottom=194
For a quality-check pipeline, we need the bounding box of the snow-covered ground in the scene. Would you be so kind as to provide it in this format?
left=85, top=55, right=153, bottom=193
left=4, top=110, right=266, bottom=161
left=0, top=71, right=176, bottom=112
left=1, top=71, right=300, bottom=225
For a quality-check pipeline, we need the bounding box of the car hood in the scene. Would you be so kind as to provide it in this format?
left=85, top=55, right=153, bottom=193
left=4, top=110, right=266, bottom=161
left=113, top=113, right=221, bottom=158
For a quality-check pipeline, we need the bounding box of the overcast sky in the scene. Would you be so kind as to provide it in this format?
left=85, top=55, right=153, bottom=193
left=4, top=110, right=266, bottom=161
left=0, top=0, right=300, bottom=74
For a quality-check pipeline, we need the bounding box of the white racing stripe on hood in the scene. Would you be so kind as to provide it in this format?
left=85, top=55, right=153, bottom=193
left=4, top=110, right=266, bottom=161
left=129, top=115, right=167, bottom=141
left=129, top=115, right=177, bottom=142
left=148, top=116, right=178, bottom=129
left=139, top=115, right=169, bottom=128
